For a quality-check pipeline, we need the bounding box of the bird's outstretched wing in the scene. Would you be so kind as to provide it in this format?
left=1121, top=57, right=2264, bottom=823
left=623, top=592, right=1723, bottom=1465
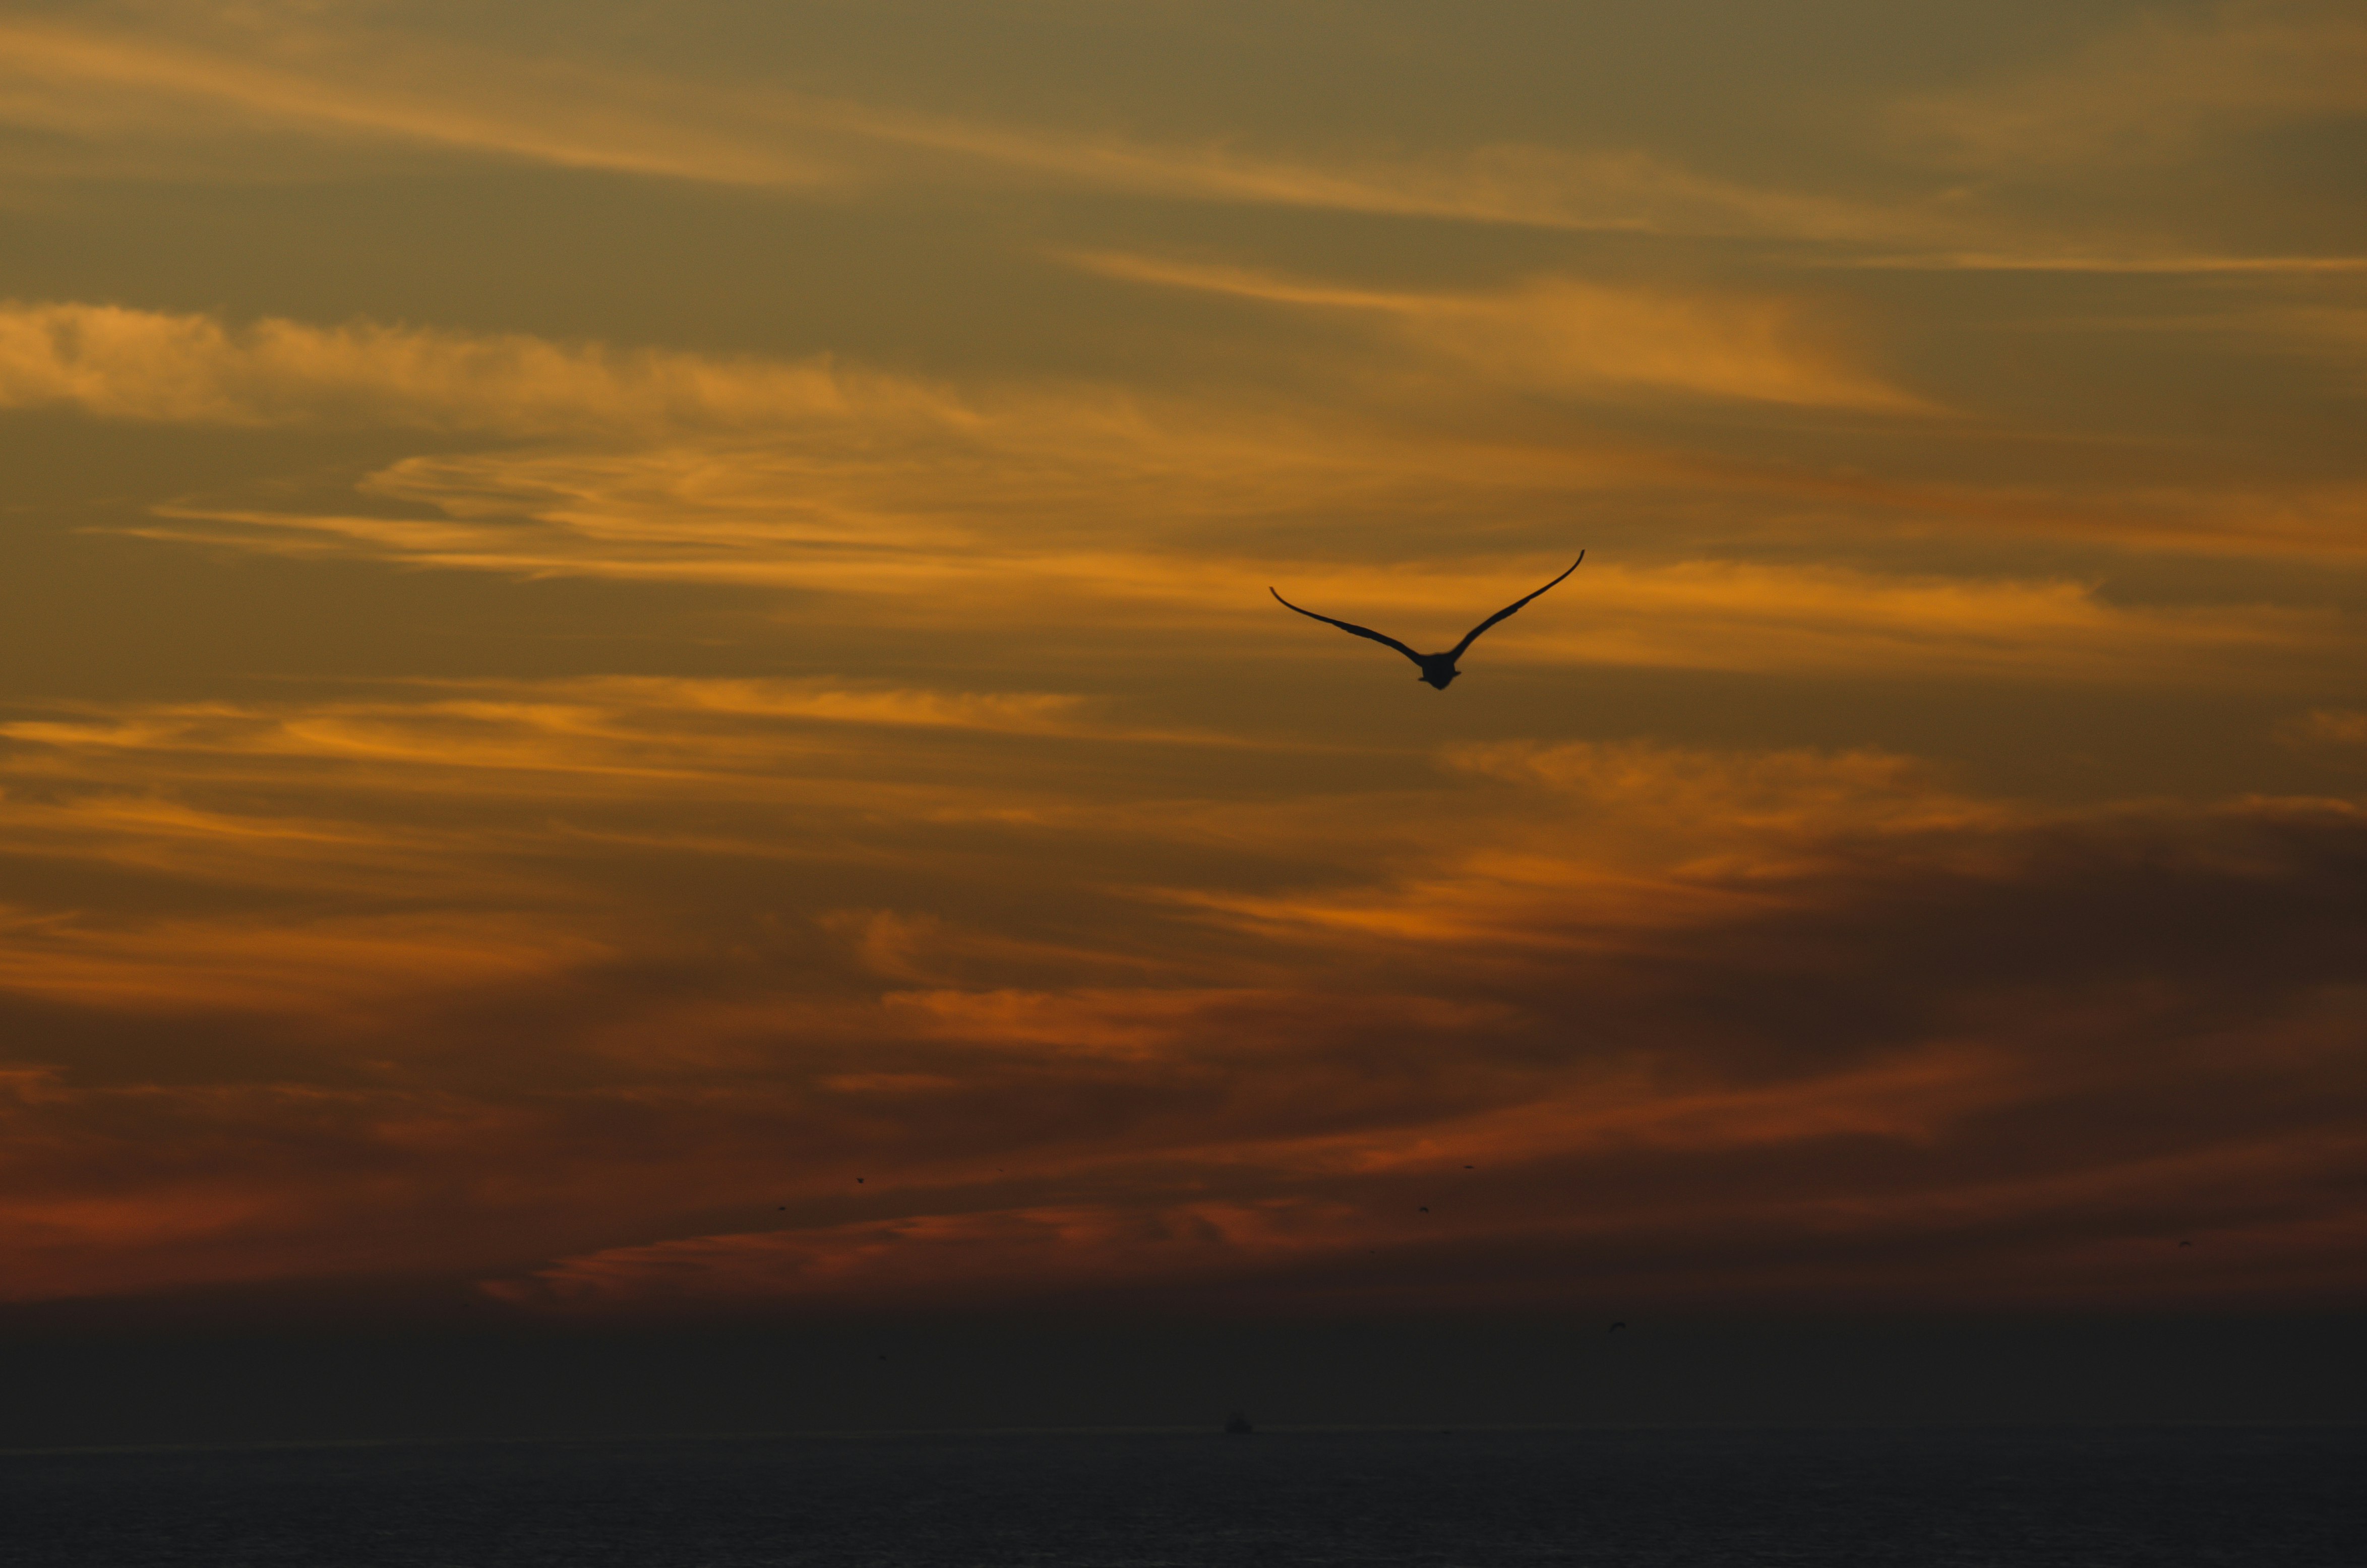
left=1446, top=552, right=1584, bottom=662
left=1270, top=588, right=1425, bottom=668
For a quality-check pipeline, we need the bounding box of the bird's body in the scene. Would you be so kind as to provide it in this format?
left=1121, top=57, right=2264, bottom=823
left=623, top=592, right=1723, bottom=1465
left=1270, top=554, right=1584, bottom=688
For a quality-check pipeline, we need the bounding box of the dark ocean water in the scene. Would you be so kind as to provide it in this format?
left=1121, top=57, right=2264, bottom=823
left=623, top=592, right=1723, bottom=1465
left=4, top=1425, right=2360, bottom=1567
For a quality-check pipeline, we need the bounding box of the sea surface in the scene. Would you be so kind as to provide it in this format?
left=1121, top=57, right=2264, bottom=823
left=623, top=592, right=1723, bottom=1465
left=4, top=1425, right=2360, bottom=1567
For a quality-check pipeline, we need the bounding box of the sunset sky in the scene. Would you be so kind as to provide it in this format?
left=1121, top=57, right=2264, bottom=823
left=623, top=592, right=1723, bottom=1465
left=3, top=2, right=2365, bottom=1420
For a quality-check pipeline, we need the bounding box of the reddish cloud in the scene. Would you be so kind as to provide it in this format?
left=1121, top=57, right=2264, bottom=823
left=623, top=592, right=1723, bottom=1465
left=5, top=761, right=2359, bottom=1317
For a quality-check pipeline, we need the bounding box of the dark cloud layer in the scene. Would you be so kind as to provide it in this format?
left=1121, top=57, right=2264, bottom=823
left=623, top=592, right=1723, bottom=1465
left=6, top=789, right=2358, bottom=1319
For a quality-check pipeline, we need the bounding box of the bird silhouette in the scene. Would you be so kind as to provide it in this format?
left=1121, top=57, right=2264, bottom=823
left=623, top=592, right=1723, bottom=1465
left=1270, top=554, right=1583, bottom=689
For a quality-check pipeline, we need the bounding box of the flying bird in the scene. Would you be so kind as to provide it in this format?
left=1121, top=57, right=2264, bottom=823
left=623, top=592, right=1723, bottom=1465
left=1270, top=553, right=1584, bottom=689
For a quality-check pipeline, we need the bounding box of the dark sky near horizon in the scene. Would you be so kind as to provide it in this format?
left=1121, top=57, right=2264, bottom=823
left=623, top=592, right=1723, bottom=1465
left=2, top=1, right=2365, bottom=1429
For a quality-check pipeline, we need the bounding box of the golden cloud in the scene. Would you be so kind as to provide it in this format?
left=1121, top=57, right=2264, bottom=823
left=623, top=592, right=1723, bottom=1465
left=0, top=901, right=611, bottom=1015
left=1069, top=253, right=1938, bottom=412
left=0, top=309, right=2310, bottom=680
left=20, top=296, right=2362, bottom=612
left=0, top=300, right=893, bottom=434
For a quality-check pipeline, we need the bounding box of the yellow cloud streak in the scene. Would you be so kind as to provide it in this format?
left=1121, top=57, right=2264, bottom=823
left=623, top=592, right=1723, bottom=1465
left=0, top=674, right=1325, bottom=1015
left=9, top=301, right=2350, bottom=711
left=1843, top=253, right=2367, bottom=274
left=0, top=17, right=1983, bottom=247
left=0, top=20, right=839, bottom=186
left=0, top=678, right=1244, bottom=795
left=1069, top=252, right=1938, bottom=412
left=0, top=300, right=893, bottom=433
left=0, top=906, right=608, bottom=1014
left=20, top=299, right=2362, bottom=579
left=123, top=479, right=2360, bottom=682
left=0, top=789, right=562, bottom=902
left=1159, top=740, right=2020, bottom=956
left=15, top=10, right=2351, bottom=279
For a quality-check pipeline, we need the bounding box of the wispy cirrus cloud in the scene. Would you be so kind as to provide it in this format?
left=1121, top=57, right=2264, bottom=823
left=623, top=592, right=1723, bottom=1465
left=1838, top=252, right=2367, bottom=275
left=1898, top=0, right=2367, bottom=169
left=0, top=15, right=843, bottom=187
left=10, top=5, right=2358, bottom=282
left=143, top=478, right=2331, bottom=683
left=0, top=906, right=609, bottom=1014
left=0, top=678, right=1239, bottom=836
left=0, top=300, right=905, bottom=433
left=1068, top=253, right=1938, bottom=411
left=0, top=12, right=1981, bottom=248
left=5, top=299, right=2350, bottom=678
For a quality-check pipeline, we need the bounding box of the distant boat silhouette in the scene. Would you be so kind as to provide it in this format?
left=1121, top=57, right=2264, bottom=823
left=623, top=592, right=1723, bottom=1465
left=1271, top=554, right=1583, bottom=689
left=1224, top=1411, right=1255, bottom=1435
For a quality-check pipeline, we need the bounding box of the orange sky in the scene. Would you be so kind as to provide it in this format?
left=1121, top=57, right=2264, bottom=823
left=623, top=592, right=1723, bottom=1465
left=2, top=0, right=2363, bottom=1329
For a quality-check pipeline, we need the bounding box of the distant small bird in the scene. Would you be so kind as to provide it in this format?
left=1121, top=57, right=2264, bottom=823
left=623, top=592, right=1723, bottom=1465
left=857, top=1178, right=865, bottom=1184
left=2178, top=1239, right=2193, bottom=1247
left=1608, top=1321, right=1627, bottom=1332
left=1419, top=1205, right=1430, bottom=1213
left=1271, top=554, right=1583, bottom=689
